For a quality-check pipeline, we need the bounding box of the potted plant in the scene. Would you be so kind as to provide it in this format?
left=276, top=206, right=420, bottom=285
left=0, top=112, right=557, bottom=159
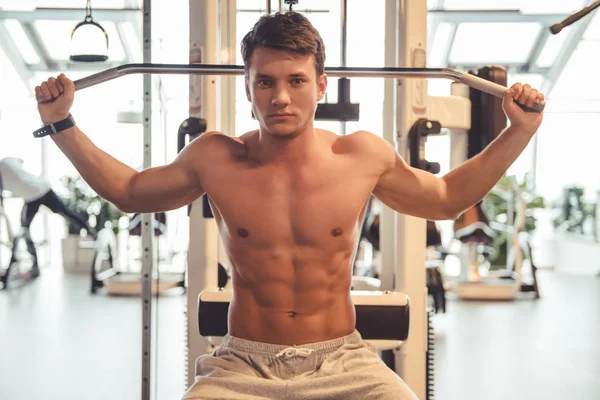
left=482, top=174, right=546, bottom=268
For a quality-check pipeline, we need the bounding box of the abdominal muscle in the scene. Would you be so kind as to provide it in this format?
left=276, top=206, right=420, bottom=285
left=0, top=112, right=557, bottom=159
left=227, top=245, right=357, bottom=345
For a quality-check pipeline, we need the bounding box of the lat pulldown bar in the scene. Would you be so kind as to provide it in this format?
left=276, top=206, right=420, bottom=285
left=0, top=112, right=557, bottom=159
left=41, top=63, right=545, bottom=112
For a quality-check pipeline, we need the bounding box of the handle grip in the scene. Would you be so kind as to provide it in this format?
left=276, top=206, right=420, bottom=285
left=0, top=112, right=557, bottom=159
left=458, top=72, right=545, bottom=112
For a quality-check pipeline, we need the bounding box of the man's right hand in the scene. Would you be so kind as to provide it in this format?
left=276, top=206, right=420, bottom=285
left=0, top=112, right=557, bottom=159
left=35, top=74, right=75, bottom=125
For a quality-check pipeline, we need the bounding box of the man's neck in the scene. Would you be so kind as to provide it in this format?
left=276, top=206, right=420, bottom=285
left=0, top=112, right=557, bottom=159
left=255, top=123, right=322, bottom=166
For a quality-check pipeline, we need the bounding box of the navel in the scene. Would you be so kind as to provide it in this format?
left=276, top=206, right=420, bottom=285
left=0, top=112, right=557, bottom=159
left=237, top=228, right=249, bottom=238
left=331, top=228, right=343, bottom=237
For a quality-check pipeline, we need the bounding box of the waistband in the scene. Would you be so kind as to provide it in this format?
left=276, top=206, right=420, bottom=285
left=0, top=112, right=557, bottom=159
left=221, top=330, right=362, bottom=356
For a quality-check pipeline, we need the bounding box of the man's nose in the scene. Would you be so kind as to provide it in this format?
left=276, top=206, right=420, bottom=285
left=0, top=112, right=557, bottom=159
left=271, top=86, right=290, bottom=106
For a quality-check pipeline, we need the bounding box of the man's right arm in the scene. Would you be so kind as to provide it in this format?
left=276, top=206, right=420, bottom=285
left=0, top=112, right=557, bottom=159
left=50, top=125, right=205, bottom=213
left=36, top=74, right=205, bottom=214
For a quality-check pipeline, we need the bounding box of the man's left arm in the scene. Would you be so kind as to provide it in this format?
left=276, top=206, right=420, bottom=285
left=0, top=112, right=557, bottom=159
left=373, top=83, right=545, bottom=220
left=442, top=83, right=544, bottom=218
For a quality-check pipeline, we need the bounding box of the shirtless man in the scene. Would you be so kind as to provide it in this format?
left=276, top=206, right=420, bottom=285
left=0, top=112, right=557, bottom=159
left=35, top=11, right=544, bottom=400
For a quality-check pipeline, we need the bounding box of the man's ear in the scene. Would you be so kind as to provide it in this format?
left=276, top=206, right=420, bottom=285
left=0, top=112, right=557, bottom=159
left=317, top=74, right=328, bottom=102
left=245, top=77, right=252, bottom=102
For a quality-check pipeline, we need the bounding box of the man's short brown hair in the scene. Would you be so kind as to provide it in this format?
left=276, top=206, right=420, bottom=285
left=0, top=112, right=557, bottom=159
left=241, top=11, right=326, bottom=76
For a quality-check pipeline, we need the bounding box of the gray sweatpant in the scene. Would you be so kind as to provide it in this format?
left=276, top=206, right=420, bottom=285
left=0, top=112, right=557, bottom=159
left=182, top=330, right=418, bottom=400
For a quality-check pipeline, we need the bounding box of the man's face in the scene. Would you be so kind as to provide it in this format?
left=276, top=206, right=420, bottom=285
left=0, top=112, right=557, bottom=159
left=245, top=47, right=327, bottom=138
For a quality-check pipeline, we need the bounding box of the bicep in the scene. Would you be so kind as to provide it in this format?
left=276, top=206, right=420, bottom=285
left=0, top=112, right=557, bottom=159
left=126, top=146, right=205, bottom=213
left=373, top=152, right=450, bottom=220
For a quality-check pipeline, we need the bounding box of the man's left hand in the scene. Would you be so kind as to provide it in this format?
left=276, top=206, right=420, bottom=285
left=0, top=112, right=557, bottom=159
left=502, top=83, right=545, bottom=136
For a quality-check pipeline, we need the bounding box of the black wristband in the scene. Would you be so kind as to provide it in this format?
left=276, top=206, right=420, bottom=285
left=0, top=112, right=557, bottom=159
left=33, top=114, right=76, bottom=138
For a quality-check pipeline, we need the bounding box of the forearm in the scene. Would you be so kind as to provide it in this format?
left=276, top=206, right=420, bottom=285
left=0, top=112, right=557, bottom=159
left=51, top=125, right=137, bottom=209
left=442, top=126, right=535, bottom=217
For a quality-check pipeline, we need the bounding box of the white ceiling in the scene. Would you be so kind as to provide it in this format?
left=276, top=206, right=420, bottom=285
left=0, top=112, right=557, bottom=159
left=1, top=0, right=599, bottom=106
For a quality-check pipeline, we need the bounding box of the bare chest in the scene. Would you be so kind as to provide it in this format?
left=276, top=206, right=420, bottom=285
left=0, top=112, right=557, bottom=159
left=205, top=163, right=376, bottom=247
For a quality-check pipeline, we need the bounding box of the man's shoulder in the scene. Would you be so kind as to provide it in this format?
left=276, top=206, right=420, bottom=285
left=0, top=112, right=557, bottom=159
left=332, top=130, right=389, bottom=154
left=194, top=130, right=243, bottom=144
left=332, top=130, right=396, bottom=173
left=187, top=130, right=251, bottom=156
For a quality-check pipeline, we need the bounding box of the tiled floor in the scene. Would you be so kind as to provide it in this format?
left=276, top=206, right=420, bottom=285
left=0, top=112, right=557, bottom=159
left=1, top=269, right=599, bottom=400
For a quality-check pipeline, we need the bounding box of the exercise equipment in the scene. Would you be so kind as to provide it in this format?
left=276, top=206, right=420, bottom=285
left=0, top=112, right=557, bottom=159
left=444, top=66, right=541, bottom=301
left=550, top=0, right=600, bottom=35
left=284, top=0, right=298, bottom=11
left=89, top=214, right=185, bottom=296
left=198, top=289, right=410, bottom=342
left=315, top=77, right=360, bottom=121
left=362, top=198, right=380, bottom=252
left=198, top=288, right=410, bottom=373
left=356, top=200, right=449, bottom=315
left=177, top=9, right=540, bottom=400
left=315, top=0, right=360, bottom=124
left=409, top=118, right=442, bottom=175
left=426, top=267, right=446, bottom=314
left=353, top=196, right=382, bottom=282
left=0, top=177, right=40, bottom=289
left=36, top=63, right=545, bottom=113
left=406, top=118, right=448, bottom=315
left=35, top=1, right=545, bottom=398
left=453, top=202, right=495, bottom=246
left=178, top=116, right=212, bottom=219
left=446, top=180, right=541, bottom=300
left=70, top=0, right=109, bottom=62
left=467, top=66, right=508, bottom=160
left=0, top=217, right=40, bottom=290
left=426, top=220, right=442, bottom=248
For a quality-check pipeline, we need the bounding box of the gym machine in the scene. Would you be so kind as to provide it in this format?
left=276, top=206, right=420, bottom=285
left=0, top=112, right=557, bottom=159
left=87, top=212, right=185, bottom=296
left=48, top=1, right=543, bottom=399
left=0, top=178, right=40, bottom=289
left=436, top=66, right=541, bottom=301
left=178, top=2, right=539, bottom=400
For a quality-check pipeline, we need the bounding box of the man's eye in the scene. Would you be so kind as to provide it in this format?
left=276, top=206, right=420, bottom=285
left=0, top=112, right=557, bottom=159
left=257, top=80, right=271, bottom=87
left=291, top=78, right=304, bottom=85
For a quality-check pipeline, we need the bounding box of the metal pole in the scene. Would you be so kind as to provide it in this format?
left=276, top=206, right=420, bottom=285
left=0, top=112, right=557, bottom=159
left=186, top=0, right=221, bottom=389
left=40, top=131, right=51, bottom=265
left=73, top=64, right=464, bottom=86
left=339, top=0, right=348, bottom=135
left=340, top=0, right=347, bottom=68
left=141, top=0, right=153, bottom=399
left=393, top=1, right=431, bottom=397
left=380, top=0, right=397, bottom=294
left=60, top=63, right=544, bottom=111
